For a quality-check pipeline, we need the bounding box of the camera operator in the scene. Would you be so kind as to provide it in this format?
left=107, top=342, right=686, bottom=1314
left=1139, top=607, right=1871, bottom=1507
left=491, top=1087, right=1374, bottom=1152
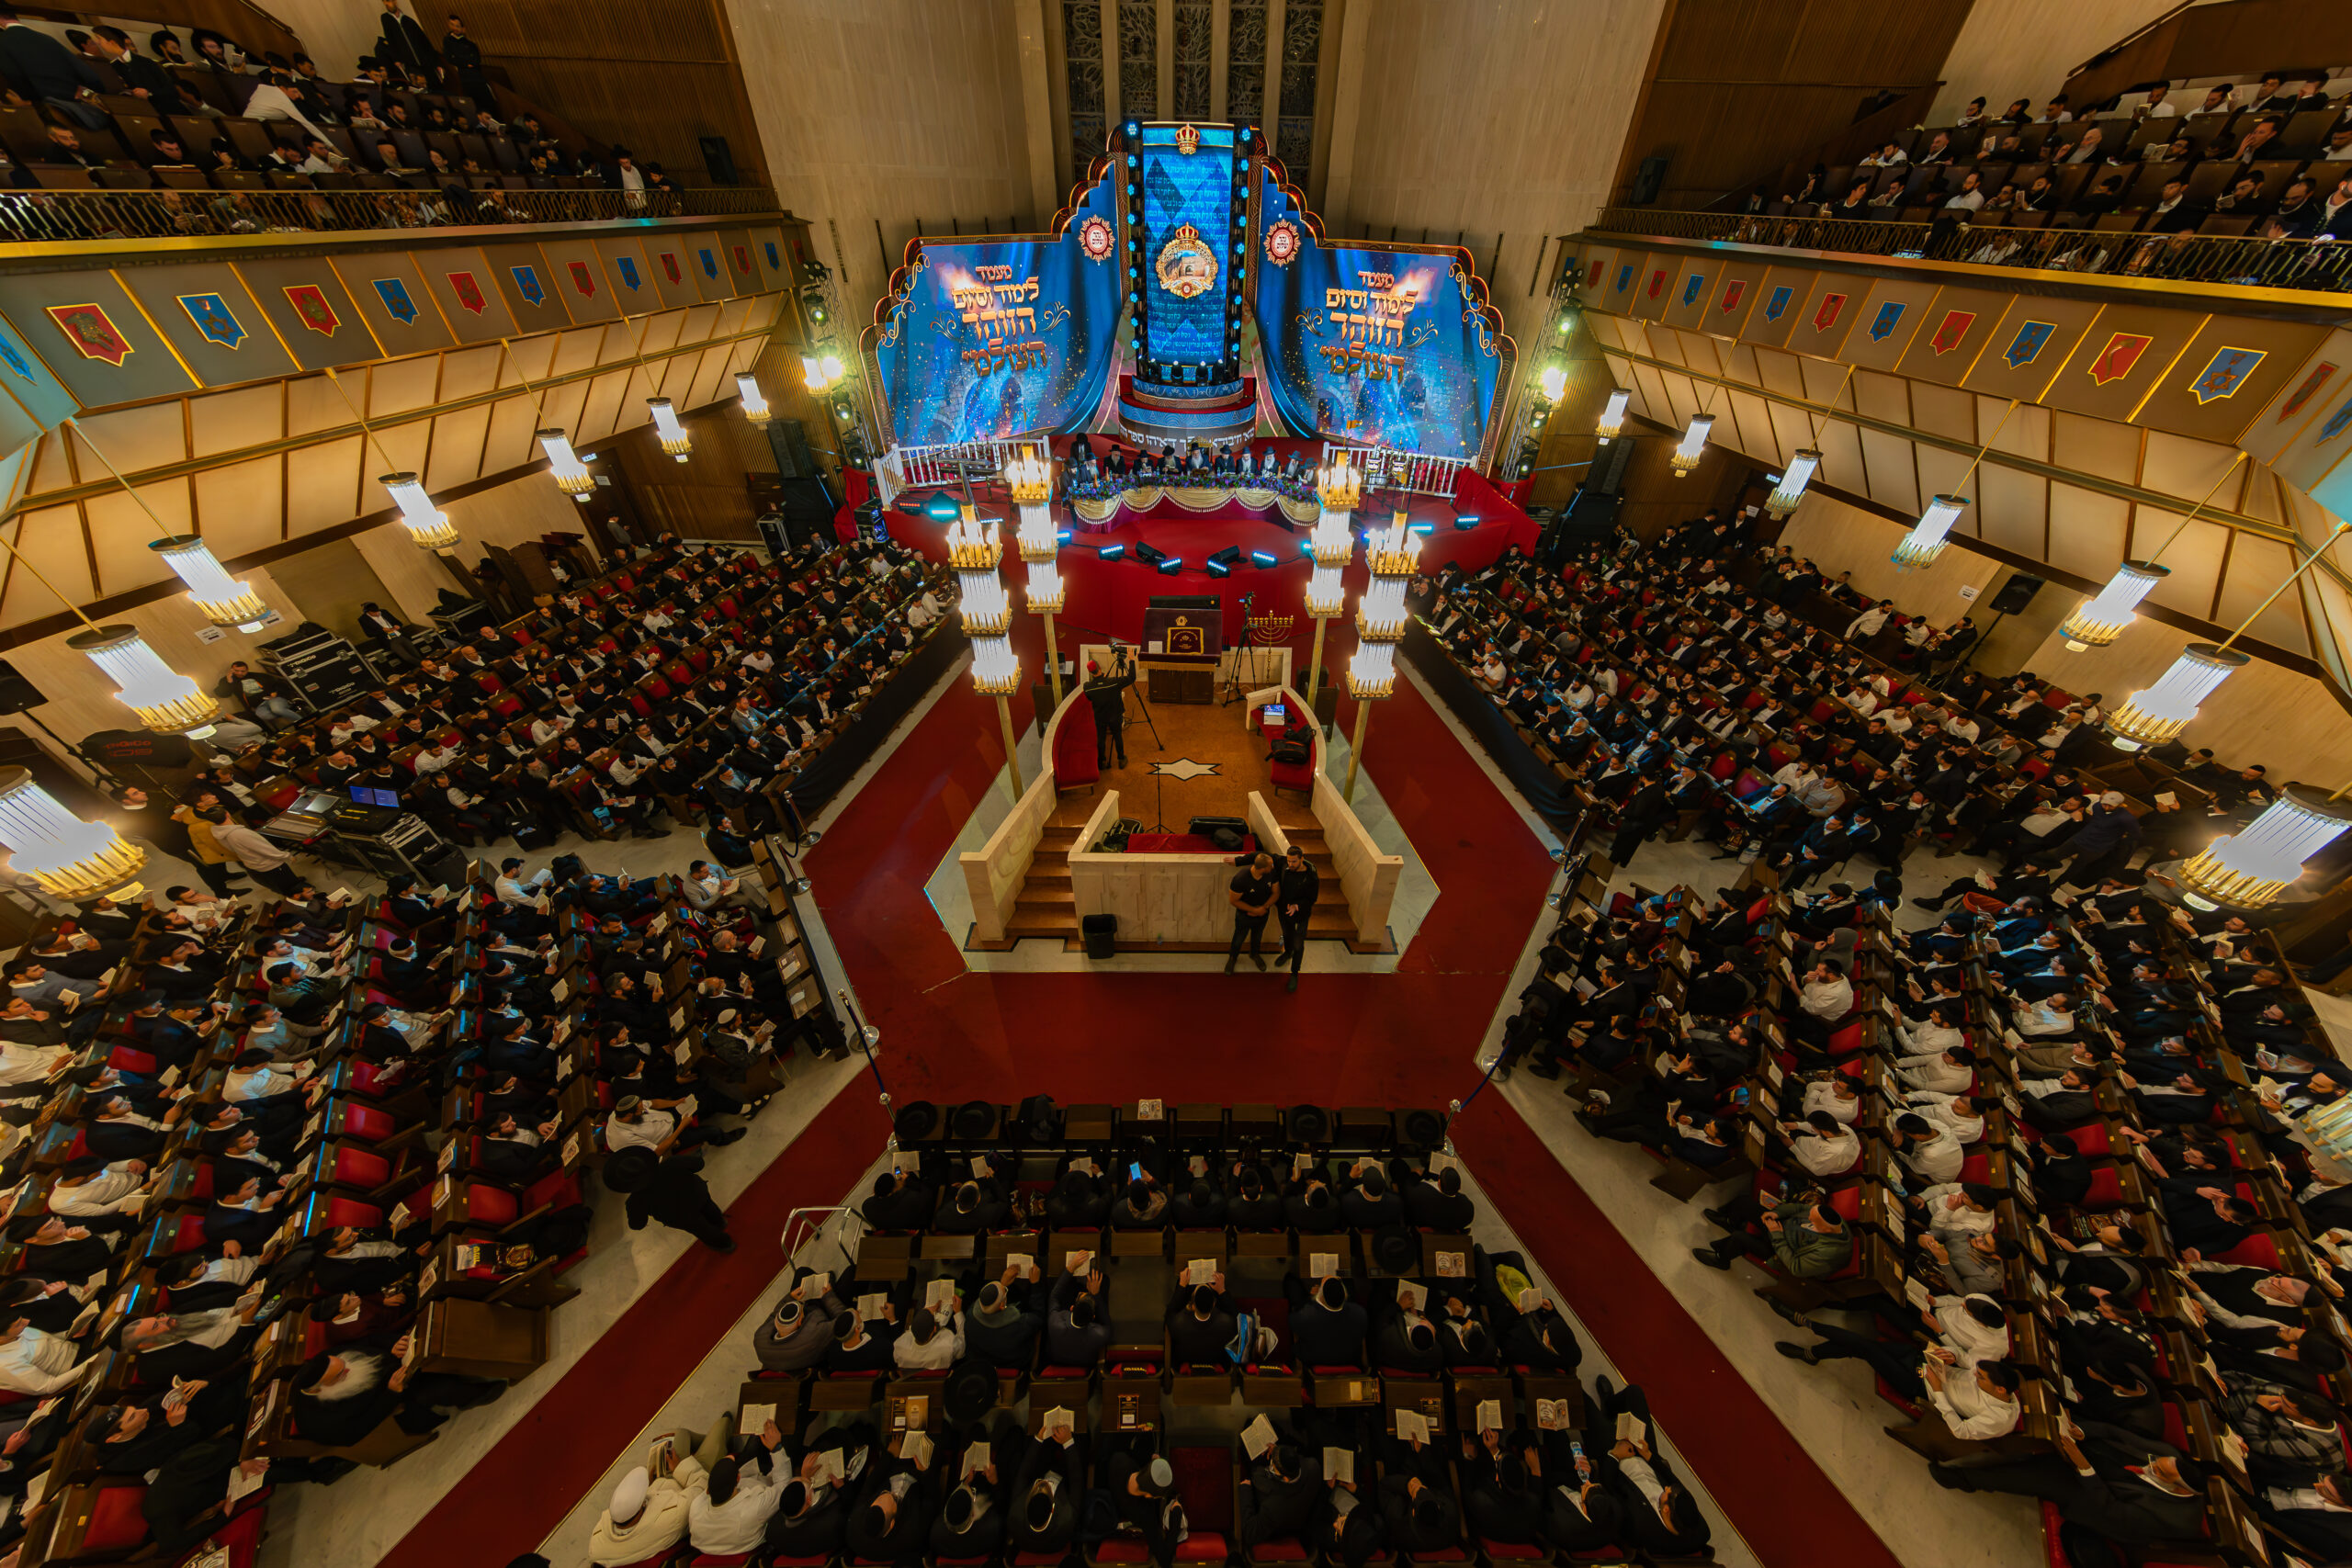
left=1082, top=643, right=1137, bottom=770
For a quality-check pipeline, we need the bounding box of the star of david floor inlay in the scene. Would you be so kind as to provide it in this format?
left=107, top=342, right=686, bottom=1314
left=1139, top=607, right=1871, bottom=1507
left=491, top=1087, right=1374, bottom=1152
left=1150, top=757, right=1222, bottom=781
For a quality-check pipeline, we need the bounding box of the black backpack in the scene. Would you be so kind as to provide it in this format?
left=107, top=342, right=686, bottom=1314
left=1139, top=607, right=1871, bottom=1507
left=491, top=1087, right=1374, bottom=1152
left=1272, top=739, right=1309, bottom=766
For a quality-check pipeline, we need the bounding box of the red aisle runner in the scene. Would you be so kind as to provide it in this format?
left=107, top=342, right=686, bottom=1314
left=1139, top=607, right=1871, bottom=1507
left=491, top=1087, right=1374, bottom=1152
left=376, top=621, right=1900, bottom=1568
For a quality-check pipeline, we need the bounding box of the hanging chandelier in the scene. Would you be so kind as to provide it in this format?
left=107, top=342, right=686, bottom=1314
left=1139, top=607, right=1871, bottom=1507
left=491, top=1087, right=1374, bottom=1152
left=0, top=768, right=144, bottom=901
left=149, top=536, right=269, bottom=632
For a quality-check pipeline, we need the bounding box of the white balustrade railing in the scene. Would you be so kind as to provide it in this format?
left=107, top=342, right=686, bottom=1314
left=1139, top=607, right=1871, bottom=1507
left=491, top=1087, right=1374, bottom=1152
left=886, top=439, right=1021, bottom=491
left=1319, top=443, right=1469, bottom=499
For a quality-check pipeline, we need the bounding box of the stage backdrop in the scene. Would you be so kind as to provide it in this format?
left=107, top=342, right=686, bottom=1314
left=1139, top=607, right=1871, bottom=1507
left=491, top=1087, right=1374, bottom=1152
left=865, top=173, right=1124, bottom=447
left=1252, top=167, right=1514, bottom=467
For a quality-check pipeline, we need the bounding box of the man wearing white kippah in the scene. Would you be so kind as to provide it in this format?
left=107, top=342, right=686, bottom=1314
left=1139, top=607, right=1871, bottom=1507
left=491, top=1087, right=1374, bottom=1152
left=591, top=1457, right=706, bottom=1565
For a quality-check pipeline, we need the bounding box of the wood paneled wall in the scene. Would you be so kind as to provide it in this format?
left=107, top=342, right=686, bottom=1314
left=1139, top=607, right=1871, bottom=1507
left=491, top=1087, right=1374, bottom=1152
left=1928, top=0, right=2176, bottom=124
left=1612, top=0, right=1977, bottom=210
left=434, top=0, right=770, bottom=185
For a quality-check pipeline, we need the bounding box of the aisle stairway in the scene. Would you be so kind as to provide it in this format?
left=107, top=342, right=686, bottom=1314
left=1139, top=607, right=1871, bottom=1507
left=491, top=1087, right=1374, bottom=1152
left=1006, top=823, right=1371, bottom=950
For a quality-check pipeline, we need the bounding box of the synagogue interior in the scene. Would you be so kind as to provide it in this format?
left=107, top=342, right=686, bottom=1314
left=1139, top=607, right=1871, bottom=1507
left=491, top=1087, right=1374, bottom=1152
left=0, top=3, right=2348, bottom=1568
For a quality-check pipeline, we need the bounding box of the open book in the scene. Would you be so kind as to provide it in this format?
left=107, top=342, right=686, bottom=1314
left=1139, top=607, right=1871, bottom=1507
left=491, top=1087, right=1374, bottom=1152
left=1240, top=1413, right=1277, bottom=1459
left=1322, top=1447, right=1354, bottom=1483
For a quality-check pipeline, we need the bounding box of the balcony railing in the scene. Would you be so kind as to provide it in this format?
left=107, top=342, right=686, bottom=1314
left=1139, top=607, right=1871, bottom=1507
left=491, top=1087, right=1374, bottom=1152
left=1588, top=206, right=2352, bottom=296
left=0, top=185, right=786, bottom=245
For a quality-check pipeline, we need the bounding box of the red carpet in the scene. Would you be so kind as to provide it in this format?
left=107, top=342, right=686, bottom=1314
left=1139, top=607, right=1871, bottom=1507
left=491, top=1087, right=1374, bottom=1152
left=374, top=614, right=1903, bottom=1568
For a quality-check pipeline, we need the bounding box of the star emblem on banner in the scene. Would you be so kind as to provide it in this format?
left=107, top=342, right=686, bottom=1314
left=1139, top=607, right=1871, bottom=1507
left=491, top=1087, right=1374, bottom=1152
left=1151, top=758, right=1221, bottom=782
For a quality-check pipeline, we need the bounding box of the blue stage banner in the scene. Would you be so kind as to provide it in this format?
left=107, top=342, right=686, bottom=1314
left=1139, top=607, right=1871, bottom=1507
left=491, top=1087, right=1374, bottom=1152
left=865, top=174, right=1124, bottom=446
left=1252, top=169, right=1513, bottom=463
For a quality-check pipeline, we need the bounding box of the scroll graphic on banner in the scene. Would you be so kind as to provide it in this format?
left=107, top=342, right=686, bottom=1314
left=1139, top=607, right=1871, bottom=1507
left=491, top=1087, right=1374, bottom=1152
left=864, top=172, right=1124, bottom=446
left=1252, top=166, right=1511, bottom=463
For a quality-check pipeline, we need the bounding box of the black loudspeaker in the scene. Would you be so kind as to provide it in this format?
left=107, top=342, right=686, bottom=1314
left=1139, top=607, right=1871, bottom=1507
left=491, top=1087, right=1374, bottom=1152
left=1590, top=434, right=1636, bottom=495
left=1630, top=154, right=1670, bottom=206
left=1987, top=573, right=2046, bottom=615
left=772, top=475, right=836, bottom=550
left=0, top=660, right=46, bottom=716
left=765, top=417, right=818, bottom=479
left=698, top=135, right=740, bottom=186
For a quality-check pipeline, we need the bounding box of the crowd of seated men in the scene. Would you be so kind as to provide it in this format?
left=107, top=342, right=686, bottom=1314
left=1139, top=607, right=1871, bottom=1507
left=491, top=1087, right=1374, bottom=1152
left=583, top=1100, right=1717, bottom=1568
left=0, top=13, right=686, bottom=228
left=168, top=533, right=945, bottom=879
left=0, top=824, right=821, bottom=1563
left=1747, top=69, right=2352, bottom=279
left=1065, top=439, right=1322, bottom=503
left=1436, top=534, right=2352, bottom=1559
left=1409, top=523, right=2279, bottom=896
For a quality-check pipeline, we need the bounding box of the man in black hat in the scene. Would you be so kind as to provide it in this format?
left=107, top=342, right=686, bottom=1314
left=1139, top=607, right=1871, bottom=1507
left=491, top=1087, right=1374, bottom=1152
left=865, top=1168, right=934, bottom=1230
left=1166, top=1274, right=1237, bottom=1367
left=847, top=1427, right=939, bottom=1561
left=1169, top=1176, right=1225, bottom=1227
left=931, top=1415, right=1022, bottom=1556
left=1398, top=1163, right=1474, bottom=1230
left=1228, top=1162, right=1283, bottom=1228
left=933, top=1175, right=1010, bottom=1234
left=607, top=1145, right=734, bottom=1253
left=1284, top=1174, right=1341, bottom=1234
left=1338, top=1164, right=1403, bottom=1228
left=1238, top=1434, right=1323, bottom=1549
left=1046, top=1260, right=1110, bottom=1367
left=1045, top=1165, right=1109, bottom=1227
left=1372, top=1295, right=1443, bottom=1375
left=1461, top=1427, right=1543, bottom=1544
left=1377, top=1464, right=1461, bottom=1555
left=1286, top=1272, right=1368, bottom=1367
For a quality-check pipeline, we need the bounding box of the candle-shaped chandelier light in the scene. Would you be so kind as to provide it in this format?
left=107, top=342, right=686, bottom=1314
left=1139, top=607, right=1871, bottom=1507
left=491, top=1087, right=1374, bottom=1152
left=149, top=536, right=269, bottom=632
left=537, top=430, right=595, bottom=502
left=2177, top=783, right=2352, bottom=911
left=648, top=398, right=692, bottom=462
left=1669, top=412, right=1713, bottom=478
left=1538, top=364, right=1567, bottom=402
left=2109, top=520, right=2350, bottom=750
left=70, top=625, right=219, bottom=738
left=803, top=354, right=843, bottom=393
left=1890, top=494, right=1972, bottom=570
left=1343, top=506, right=1421, bottom=802
left=0, top=768, right=144, bottom=902
left=1595, top=388, right=1630, bottom=444
left=1894, top=398, right=2020, bottom=569
left=380, top=472, right=458, bottom=549
left=2060, top=451, right=2250, bottom=651
left=950, top=502, right=1016, bottom=689
left=1304, top=454, right=1362, bottom=718
left=1005, top=446, right=1064, bottom=706
left=1765, top=450, right=1822, bottom=521
left=736, top=372, right=772, bottom=426
left=1767, top=366, right=1851, bottom=522
left=2058, top=560, right=2170, bottom=651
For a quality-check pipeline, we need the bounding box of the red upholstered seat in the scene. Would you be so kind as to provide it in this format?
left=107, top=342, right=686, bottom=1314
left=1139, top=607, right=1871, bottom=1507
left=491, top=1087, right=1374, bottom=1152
left=467, top=1182, right=519, bottom=1226
left=107, top=1044, right=158, bottom=1076
left=333, top=1145, right=392, bottom=1189
left=342, top=1103, right=398, bottom=1143
left=190, top=1499, right=270, bottom=1566
left=1175, top=1539, right=1227, bottom=1562
left=2213, top=1232, right=2282, bottom=1269
left=81, top=1483, right=150, bottom=1550
left=1251, top=1540, right=1311, bottom=1560
left=323, top=1196, right=383, bottom=1229
left=689, top=1555, right=754, bottom=1568
left=1825, top=1019, right=1867, bottom=1057
left=1093, top=1544, right=1151, bottom=1562
left=1480, top=1539, right=1546, bottom=1560
left=171, top=1213, right=207, bottom=1252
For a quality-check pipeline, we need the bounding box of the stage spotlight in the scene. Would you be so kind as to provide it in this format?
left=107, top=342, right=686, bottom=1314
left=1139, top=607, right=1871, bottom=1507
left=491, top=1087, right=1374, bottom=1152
left=1250, top=550, right=1278, bottom=568
left=1205, top=558, right=1231, bottom=579
left=1408, top=522, right=1435, bottom=536
left=1157, top=556, right=1182, bottom=574
left=1057, top=528, right=1074, bottom=544
left=1208, top=546, right=1241, bottom=568
left=1098, top=545, right=1125, bottom=560
left=1134, top=541, right=1167, bottom=565
left=923, top=499, right=960, bottom=521
left=1298, top=540, right=1314, bottom=556
left=1453, top=513, right=1481, bottom=531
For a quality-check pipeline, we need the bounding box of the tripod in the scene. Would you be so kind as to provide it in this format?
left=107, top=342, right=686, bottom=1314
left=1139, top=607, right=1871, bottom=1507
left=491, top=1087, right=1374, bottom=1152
left=1116, top=648, right=1164, bottom=751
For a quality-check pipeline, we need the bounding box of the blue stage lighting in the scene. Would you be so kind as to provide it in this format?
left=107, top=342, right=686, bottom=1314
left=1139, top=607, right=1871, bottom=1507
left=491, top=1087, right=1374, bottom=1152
left=1057, top=529, right=1074, bottom=544
left=1408, top=522, right=1436, bottom=536
left=1157, top=557, right=1182, bottom=574
left=1097, top=545, right=1125, bottom=560
left=1205, top=558, right=1231, bottom=578
left=1250, top=550, right=1278, bottom=568
left=1453, top=513, right=1481, bottom=531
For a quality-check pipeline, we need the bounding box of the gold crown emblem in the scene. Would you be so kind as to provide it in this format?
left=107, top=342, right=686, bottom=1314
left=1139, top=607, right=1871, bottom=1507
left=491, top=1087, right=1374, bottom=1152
left=1174, top=122, right=1201, bottom=155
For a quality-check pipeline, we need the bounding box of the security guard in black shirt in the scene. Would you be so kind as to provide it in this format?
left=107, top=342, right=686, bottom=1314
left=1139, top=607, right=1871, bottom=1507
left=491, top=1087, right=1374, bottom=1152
left=1083, top=647, right=1136, bottom=768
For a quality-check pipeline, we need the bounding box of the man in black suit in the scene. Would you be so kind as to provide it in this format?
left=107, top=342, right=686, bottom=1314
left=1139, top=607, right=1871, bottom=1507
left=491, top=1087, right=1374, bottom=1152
left=1589, top=1379, right=1709, bottom=1558
left=376, top=0, right=436, bottom=77
left=0, top=9, right=108, bottom=127
left=1934, top=1421, right=2209, bottom=1543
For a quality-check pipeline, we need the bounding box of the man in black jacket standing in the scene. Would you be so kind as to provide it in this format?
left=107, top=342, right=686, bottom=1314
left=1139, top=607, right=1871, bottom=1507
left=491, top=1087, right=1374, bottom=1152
left=1273, top=842, right=1320, bottom=990
left=377, top=0, right=436, bottom=78
left=0, top=9, right=107, bottom=127
left=605, top=1145, right=733, bottom=1253
left=1083, top=648, right=1136, bottom=768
